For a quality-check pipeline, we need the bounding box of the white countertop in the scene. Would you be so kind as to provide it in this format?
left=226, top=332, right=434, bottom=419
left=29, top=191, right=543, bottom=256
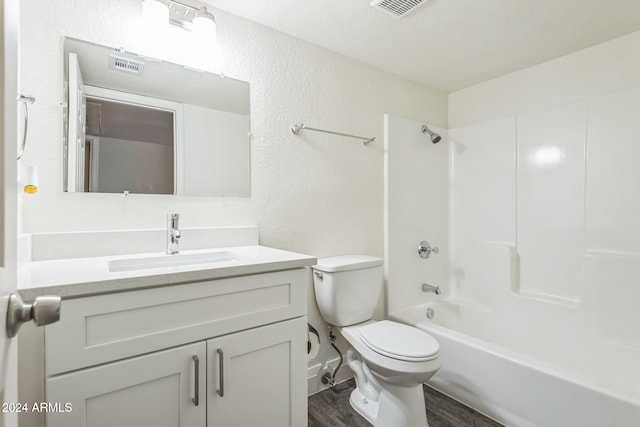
left=18, top=245, right=316, bottom=301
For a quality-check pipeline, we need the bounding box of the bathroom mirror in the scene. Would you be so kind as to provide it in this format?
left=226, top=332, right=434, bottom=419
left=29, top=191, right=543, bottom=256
left=64, top=37, right=250, bottom=197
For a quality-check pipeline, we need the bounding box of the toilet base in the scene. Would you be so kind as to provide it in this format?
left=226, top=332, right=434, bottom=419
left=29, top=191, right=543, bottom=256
left=349, top=387, right=379, bottom=425
left=349, top=382, right=429, bottom=427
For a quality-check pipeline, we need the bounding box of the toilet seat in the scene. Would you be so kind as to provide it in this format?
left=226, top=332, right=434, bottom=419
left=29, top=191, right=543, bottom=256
left=359, top=320, right=439, bottom=362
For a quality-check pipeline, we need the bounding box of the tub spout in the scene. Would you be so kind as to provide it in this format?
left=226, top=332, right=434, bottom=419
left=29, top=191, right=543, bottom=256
left=421, top=283, right=441, bottom=295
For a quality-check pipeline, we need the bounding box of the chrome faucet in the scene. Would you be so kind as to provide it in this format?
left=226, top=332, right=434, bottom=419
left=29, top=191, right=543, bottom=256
left=167, top=213, right=181, bottom=254
left=421, top=283, right=441, bottom=295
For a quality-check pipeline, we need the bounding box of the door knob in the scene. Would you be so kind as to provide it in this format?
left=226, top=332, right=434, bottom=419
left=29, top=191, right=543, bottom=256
left=6, top=292, right=61, bottom=338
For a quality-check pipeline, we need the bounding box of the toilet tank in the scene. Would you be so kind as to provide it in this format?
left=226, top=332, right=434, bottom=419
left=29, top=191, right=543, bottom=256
left=312, top=255, right=383, bottom=326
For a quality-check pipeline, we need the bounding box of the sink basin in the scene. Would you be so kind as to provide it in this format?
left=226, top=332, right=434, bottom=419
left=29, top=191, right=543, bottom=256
left=108, top=251, right=242, bottom=272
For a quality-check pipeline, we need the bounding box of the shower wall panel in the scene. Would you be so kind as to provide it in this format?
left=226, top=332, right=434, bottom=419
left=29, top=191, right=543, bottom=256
left=583, top=86, right=640, bottom=352
left=447, top=83, right=640, bottom=400
left=384, top=114, right=449, bottom=315
left=585, top=86, right=640, bottom=253
left=515, top=103, right=586, bottom=302
left=449, top=117, right=516, bottom=307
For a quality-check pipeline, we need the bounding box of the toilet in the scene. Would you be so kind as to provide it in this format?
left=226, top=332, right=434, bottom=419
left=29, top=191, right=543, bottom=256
left=313, top=255, right=441, bottom=427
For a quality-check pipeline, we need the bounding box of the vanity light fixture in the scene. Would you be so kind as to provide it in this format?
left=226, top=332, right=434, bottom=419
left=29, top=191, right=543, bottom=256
left=193, top=6, right=216, bottom=39
left=142, top=0, right=216, bottom=38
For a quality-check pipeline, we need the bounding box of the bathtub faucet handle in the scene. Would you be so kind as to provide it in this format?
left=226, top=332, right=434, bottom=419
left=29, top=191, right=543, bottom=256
left=418, top=240, right=439, bottom=259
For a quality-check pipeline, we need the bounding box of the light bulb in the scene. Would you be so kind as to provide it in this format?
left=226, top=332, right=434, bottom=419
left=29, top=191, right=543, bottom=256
left=193, top=7, right=216, bottom=40
left=142, top=0, right=169, bottom=26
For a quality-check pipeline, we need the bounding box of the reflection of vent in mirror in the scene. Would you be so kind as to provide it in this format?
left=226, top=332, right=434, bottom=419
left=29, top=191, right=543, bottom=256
left=109, top=55, right=144, bottom=75
left=370, top=0, right=425, bottom=17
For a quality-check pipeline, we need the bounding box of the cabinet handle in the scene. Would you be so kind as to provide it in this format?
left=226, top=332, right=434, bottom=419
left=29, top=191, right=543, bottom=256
left=192, top=355, right=199, bottom=406
left=217, top=348, right=224, bottom=397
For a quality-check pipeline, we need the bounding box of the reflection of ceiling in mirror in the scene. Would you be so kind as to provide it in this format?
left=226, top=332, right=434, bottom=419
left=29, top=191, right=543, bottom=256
left=65, top=38, right=250, bottom=115
left=86, top=98, right=174, bottom=146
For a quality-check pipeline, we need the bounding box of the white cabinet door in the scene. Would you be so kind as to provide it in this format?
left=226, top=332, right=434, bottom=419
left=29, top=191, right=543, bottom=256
left=46, top=341, right=206, bottom=427
left=207, top=317, right=307, bottom=427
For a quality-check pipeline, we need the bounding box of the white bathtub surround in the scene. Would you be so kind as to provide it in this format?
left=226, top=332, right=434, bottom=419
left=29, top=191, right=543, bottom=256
left=447, top=34, right=640, bottom=409
left=386, top=30, right=640, bottom=426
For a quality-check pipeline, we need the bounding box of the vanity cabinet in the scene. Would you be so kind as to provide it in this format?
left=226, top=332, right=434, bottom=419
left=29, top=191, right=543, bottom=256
left=43, top=269, right=308, bottom=427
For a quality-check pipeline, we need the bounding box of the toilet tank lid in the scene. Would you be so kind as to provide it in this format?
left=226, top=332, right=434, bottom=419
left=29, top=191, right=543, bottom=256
left=314, top=255, right=383, bottom=272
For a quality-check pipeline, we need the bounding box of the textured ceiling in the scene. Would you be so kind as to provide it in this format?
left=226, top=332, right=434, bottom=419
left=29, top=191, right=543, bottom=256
left=207, top=0, right=640, bottom=92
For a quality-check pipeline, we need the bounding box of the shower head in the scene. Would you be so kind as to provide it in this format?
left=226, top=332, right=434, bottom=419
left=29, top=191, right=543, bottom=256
left=422, top=125, right=441, bottom=144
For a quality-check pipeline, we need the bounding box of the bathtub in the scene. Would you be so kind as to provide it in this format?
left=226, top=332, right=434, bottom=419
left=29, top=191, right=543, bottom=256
left=390, top=301, right=640, bottom=427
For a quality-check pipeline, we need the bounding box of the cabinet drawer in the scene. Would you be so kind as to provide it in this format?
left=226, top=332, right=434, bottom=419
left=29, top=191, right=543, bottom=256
left=45, top=269, right=307, bottom=375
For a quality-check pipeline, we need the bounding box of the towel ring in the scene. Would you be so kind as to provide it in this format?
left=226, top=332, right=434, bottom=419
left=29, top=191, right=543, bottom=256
left=17, top=94, right=35, bottom=160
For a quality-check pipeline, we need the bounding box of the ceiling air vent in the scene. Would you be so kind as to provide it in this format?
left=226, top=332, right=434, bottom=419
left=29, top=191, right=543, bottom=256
left=370, top=0, right=426, bottom=18
left=109, top=55, right=145, bottom=75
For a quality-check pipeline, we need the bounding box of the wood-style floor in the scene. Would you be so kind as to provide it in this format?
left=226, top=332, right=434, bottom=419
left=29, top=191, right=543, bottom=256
left=308, top=379, right=504, bottom=427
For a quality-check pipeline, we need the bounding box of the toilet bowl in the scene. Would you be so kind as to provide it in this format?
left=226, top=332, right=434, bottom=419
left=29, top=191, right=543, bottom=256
left=312, top=255, right=441, bottom=427
left=340, top=320, right=441, bottom=426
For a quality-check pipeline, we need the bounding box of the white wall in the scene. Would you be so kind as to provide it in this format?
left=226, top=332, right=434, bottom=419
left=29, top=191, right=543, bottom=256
left=182, top=105, right=249, bottom=197
left=18, top=0, right=447, bottom=393
left=19, top=0, right=446, bottom=234
left=449, top=31, right=640, bottom=127
left=97, top=137, right=174, bottom=194
left=446, top=31, right=640, bottom=395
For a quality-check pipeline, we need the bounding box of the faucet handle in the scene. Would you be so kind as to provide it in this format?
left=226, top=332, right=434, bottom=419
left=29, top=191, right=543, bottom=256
left=166, top=214, right=181, bottom=254
left=168, top=213, right=180, bottom=227
left=418, top=240, right=438, bottom=259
